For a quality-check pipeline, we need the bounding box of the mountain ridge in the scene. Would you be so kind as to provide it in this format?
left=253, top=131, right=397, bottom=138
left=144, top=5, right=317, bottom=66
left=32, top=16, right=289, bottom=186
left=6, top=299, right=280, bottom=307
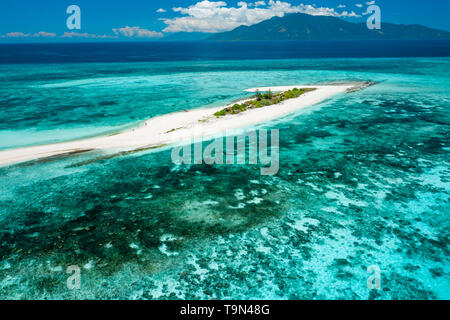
left=208, top=13, right=450, bottom=41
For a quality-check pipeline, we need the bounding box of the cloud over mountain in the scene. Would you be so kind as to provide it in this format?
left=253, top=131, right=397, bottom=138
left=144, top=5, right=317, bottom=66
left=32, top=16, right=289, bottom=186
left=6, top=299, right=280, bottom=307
left=162, top=0, right=360, bottom=33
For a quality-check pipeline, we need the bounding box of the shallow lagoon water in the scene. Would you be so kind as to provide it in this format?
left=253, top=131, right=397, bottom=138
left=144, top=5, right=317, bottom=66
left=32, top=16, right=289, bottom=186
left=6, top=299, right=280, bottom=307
left=0, top=57, right=449, bottom=299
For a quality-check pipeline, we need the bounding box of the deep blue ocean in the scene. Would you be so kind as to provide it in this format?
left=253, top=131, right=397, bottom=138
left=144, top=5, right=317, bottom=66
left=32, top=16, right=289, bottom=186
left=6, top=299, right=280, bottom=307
left=1, top=40, right=450, bottom=64
left=0, top=41, right=448, bottom=299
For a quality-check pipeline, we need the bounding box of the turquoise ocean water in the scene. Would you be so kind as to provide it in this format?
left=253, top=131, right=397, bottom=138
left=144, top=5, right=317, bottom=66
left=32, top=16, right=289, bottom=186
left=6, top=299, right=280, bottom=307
left=0, top=53, right=449, bottom=299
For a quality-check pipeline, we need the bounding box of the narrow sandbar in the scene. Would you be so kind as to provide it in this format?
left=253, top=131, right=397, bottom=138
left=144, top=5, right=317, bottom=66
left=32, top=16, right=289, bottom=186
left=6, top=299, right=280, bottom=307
left=0, top=84, right=359, bottom=167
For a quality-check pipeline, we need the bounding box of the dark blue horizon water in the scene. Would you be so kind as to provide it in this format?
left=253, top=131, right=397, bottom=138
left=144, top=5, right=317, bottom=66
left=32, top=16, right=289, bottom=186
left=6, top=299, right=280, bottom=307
left=1, top=40, right=450, bottom=64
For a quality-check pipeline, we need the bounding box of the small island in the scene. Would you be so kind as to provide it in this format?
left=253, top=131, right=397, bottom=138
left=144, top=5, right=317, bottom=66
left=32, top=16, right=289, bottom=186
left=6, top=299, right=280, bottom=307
left=0, top=84, right=362, bottom=167
left=214, top=88, right=316, bottom=117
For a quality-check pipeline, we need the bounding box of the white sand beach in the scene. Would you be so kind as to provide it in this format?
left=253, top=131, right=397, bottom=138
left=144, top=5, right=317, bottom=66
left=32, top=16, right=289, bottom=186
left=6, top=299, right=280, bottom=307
left=0, top=84, right=358, bottom=167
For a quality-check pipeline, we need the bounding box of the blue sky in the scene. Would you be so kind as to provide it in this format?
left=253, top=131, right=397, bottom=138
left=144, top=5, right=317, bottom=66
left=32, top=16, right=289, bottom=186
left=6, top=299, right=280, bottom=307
left=1, top=0, right=449, bottom=41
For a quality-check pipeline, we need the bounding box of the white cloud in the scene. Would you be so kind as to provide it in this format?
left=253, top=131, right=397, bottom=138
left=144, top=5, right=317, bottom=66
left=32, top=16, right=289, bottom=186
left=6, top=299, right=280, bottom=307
left=254, top=1, right=266, bottom=6
left=6, top=32, right=32, bottom=38
left=1, top=31, right=116, bottom=39
left=61, top=32, right=116, bottom=39
left=340, top=11, right=360, bottom=17
left=4, top=31, right=56, bottom=38
left=157, top=8, right=167, bottom=13
left=355, top=4, right=363, bottom=7
left=112, top=26, right=163, bottom=38
left=337, top=4, right=346, bottom=8
left=2, top=28, right=161, bottom=40
left=163, top=0, right=360, bottom=33
left=34, top=31, right=57, bottom=37
left=366, top=1, right=375, bottom=5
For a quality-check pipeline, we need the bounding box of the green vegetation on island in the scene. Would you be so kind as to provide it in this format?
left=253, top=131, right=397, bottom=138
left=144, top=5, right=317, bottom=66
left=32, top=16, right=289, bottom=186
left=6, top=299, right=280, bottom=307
left=214, top=87, right=316, bottom=117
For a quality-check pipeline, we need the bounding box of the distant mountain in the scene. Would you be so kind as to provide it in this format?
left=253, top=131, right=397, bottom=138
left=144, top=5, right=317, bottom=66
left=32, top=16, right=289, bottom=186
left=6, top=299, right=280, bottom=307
left=161, top=32, right=211, bottom=41
left=209, top=13, right=450, bottom=41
